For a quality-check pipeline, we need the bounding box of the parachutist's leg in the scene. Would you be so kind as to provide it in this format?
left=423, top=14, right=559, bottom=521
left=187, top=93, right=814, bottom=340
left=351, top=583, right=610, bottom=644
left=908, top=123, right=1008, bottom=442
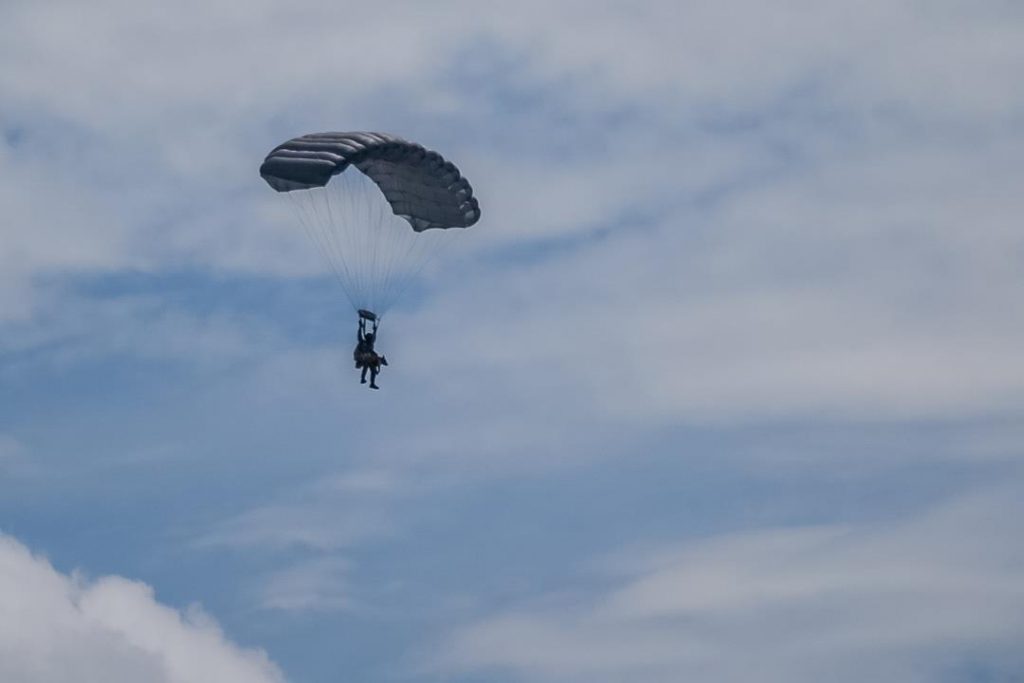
left=360, top=365, right=368, bottom=384
left=369, top=364, right=379, bottom=389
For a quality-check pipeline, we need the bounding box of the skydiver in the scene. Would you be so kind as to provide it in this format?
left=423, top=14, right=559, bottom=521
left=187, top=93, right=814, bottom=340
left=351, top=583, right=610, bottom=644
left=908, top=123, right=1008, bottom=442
left=354, top=315, right=387, bottom=389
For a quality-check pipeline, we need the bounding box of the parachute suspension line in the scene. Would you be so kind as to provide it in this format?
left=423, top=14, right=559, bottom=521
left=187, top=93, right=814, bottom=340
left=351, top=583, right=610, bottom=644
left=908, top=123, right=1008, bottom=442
left=316, top=179, right=358, bottom=303
left=286, top=190, right=358, bottom=312
left=292, top=172, right=384, bottom=315
left=373, top=186, right=409, bottom=314
left=360, top=174, right=387, bottom=313
left=361, top=174, right=385, bottom=314
left=376, top=180, right=405, bottom=313
left=335, top=171, right=385, bottom=313
left=329, top=176, right=365, bottom=309
left=378, top=225, right=425, bottom=313
left=358, top=173, right=383, bottom=312
left=303, top=188, right=350, bottom=290
left=320, top=170, right=441, bottom=318
left=276, top=165, right=474, bottom=318
left=314, top=183, right=363, bottom=309
left=261, top=131, right=481, bottom=320
left=386, top=225, right=460, bottom=314
left=373, top=218, right=411, bottom=315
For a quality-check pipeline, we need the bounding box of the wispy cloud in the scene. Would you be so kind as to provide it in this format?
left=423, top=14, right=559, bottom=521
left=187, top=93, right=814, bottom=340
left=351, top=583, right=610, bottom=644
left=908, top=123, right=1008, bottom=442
left=435, top=483, right=1024, bottom=683
left=195, top=500, right=392, bottom=554
left=0, top=435, right=32, bottom=476
left=256, top=557, right=351, bottom=613
left=194, top=465, right=417, bottom=554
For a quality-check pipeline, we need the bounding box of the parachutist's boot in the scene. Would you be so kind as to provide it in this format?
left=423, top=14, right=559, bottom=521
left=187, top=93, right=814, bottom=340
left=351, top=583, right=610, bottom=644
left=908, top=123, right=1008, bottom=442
left=361, top=378, right=367, bottom=384
left=370, top=383, right=380, bottom=390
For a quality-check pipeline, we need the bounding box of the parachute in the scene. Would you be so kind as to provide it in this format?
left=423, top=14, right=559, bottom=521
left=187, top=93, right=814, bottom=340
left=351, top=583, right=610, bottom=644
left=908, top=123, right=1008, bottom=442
left=260, top=132, right=481, bottom=317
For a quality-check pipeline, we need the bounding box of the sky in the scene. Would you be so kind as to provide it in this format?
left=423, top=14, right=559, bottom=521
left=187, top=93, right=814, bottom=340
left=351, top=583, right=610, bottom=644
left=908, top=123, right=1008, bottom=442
left=1, top=1, right=1024, bottom=682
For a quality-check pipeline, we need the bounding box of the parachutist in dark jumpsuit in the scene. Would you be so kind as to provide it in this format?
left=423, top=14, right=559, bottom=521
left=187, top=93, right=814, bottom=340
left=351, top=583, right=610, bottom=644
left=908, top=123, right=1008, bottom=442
left=354, top=317, right=387, bottom=389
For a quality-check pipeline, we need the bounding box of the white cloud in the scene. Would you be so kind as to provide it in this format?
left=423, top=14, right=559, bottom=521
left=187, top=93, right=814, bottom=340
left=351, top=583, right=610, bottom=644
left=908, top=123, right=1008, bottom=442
left=196, top=500, right=392, bottom=553
left=435, top=483, right=1024, bottom=683
left=0, top=294, right=276, bottom=370
left=256, top=557, right=351, bottom=613
left=0, top=142, right=136, bottom=321
left=0, top=532, right=286, bottom=683
left=0, top=0, right=1021, bottom=425
left=2, top=0, right=1021, bottom=272
left=0, top=435, right=32, bottom=477
left=392, top=116, right=1024, bottom=425
left=194, top=466, right=410, bottom=552
left=0, top=435, right=24, bottom=460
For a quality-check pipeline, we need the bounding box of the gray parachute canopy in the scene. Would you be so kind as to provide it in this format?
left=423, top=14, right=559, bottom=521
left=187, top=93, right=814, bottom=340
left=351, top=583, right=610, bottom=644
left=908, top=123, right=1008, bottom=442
left=260, top=131, right=480, bottom=231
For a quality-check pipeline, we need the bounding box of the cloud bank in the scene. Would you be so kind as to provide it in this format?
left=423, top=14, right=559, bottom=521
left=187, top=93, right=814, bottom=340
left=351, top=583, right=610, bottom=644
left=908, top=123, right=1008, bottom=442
left=0, top=533, right=286, bottom=683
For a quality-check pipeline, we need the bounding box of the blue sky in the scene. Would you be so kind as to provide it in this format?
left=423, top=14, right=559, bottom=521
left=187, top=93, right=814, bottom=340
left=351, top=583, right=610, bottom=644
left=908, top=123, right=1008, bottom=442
left=2, top=1, right=1024, bottom=682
